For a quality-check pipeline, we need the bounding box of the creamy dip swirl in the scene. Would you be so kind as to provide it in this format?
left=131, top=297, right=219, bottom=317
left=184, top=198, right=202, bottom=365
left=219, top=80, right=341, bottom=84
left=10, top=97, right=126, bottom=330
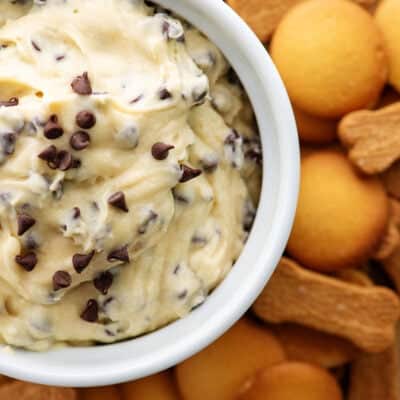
left=0, top=0, right=261, bottom=350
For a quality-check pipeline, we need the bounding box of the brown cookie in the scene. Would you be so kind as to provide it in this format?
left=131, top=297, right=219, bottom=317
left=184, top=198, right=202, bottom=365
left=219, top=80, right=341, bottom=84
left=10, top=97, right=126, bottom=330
left=348, top=324, right=400, bottom=400
left=226, top=0, right=303, bottom=42
left=253, top=257, right=400, bottom=352
left=374, top=198, right=400, bottom=260
left=339, top=102, right=400, bottom=174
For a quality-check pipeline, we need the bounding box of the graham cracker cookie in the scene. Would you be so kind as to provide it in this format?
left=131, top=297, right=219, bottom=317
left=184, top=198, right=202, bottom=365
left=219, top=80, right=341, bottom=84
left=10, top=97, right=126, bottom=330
left=253, top=257, right=400, bottom=352
left=348, top=324, right=400, bottom=400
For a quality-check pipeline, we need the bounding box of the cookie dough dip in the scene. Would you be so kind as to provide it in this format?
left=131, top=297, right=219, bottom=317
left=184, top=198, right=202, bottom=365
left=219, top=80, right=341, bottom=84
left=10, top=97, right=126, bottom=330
left=0, top=0, right=261, bottom=350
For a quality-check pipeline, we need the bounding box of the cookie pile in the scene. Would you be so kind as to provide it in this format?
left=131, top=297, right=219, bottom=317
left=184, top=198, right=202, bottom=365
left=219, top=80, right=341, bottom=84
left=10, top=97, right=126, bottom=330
left=1, top=0, right=400, bottom=398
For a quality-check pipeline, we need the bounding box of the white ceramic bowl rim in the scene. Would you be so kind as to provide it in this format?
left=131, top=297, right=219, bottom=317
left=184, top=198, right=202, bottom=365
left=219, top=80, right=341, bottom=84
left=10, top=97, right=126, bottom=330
left=0, top=0, right=299, bottom=387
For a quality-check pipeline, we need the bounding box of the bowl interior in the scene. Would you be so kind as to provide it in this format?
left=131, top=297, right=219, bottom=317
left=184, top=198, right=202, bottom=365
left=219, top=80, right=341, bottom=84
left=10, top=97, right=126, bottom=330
left=0, top=0, right=299, bottom=387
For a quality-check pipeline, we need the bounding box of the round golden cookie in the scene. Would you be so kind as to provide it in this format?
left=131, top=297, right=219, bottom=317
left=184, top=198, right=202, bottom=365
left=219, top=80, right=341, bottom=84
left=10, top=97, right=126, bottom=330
left=226, top=0, right=303, bottom=43
left=0, top=382, right=77, bottom=400
left=175, top=318, right=286, bottom=400
left=80, top=386, right=121, bottom=400
left=271, top=0, right=387, bottom=118
left=293, top=106, right=337, bottom=144
left=121, top=371, right=180, bottom=400
left=238, top=362, right=343, bottom=400
left=287, top=150, right=389, bottom=272
left=376, top=0, right=400, bottom=93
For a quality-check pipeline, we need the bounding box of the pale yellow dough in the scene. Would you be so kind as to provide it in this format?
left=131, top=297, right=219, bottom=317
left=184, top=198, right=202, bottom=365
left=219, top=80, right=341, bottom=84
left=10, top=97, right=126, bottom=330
left=0, top=0, right=260, bottom=350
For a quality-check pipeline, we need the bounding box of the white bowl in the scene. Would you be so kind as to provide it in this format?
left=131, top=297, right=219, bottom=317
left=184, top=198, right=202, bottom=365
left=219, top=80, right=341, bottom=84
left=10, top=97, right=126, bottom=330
left=0, top=0, right=299, bottom=387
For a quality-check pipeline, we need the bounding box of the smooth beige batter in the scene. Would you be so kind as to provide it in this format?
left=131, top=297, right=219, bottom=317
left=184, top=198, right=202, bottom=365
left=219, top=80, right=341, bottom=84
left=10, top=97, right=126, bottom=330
left=0, top=0, right=261, bottom=350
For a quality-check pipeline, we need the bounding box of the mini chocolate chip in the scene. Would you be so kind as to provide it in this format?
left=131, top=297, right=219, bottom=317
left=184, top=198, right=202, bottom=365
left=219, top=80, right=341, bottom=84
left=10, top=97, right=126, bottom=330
left=245, top=148, right=262, bottom=164
left=38, top=145, right=57, bottom=163
left=192, top=299, right=205, bottom=310
left=52, top=270, right=72, bottom=291
left=26, top=121, right=38, bottom=136
left=103, top=296, right=114, bottom=308
left=192, top=89, right=207, bottom=104
left=80, top=299, right=98, bottom=323
left=178, top=290, right=188, bottom=299
left=56, top=55, right=65, bottom=61
left=73, top=251, right=95, bottom=273
left=31, top=40, right=41, bottom=51
left=94, top=271, right=113, bottom=295
left=20, top=203, right=32, bottom=212
left=227, top=68, right=240, bottom=85
left=71, top=72, right=92, bottom=95
left=129, top=94, right=143, bottom=104
left=15, top=252, right=37, bottom=271
left=172, top=188, right=189, bottom=204
left=191, top=235, right=208, bottom=245
left=107, top=245, right=130, bottom=263
left=176, top=35, right=185, bottom=43
left=51, top=180, right=64, bottom=200
left=159, top=88, right=172, bottom=100
left=56, top=150, right=73, bottom=171
left=0, top=192, right=11, bottom=204
left=70, top=131, right=90, bottom=151
left=108, top=192, right=129, bottom=212
left=0, top=97, right=18, bottom=107
left=71, top=158, right=81, bottom=169
left=151, top=142, right=174, bottom=160
left=244, top=138, right=262, bottom=164
left=179, top=164, right=202, bottom=183
left=138, top=211, right=158, bottom=235
left=76, top=110, right=96, bottom=129
left=17, top=213, right=36, bottom=236
left=224, top=129, right=240, bottom=145
left=2, top=133, right=16, bottom=155
left=72, top=207, right=81, bottom=219
left=44, top=115, right=63, bottom=139
left=201, top=157, right=219, bottom=173
left=243, top=201, right=256, bottom=232
left=91, top=201, right=100, bottom=211
left=208, top=52, right=217, bottom=66
left=224, top=129, right=243, bottom=168
left=25, top=234, right=39, bottom=250
left=162, top=20, right=170, bottom=36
